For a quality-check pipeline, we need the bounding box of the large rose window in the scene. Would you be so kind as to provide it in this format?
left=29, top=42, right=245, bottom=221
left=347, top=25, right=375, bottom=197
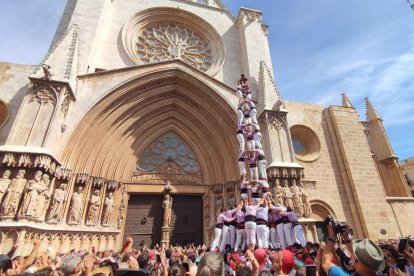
left=137, top=23, right=212, bottom=72
left=122, top=8, right=225, bottom=75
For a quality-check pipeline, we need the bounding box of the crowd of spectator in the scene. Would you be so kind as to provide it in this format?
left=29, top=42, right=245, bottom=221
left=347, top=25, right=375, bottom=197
left=0, top=228, right=413, bottom=276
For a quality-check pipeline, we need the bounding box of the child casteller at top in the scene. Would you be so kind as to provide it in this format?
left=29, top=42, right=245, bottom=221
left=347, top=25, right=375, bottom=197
left=236, top=74, right=251, bottom=100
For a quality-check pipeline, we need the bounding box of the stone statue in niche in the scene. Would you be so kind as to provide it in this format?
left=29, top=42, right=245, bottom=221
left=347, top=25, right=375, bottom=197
left=68, top=186, right=85, bottom=224
left=47, top=183, right=67, bottom=223
left=102, top=192, right=114, bottom=226
left=162, top=194, right=172, bottom=227
left=282, top=180, right=293, bottom=209
left=33, top=174, right=51, bottom=220
left=1, top=169, right=27, bottom=217
left=290, top=180, right=303, bottom=217
left=19, top=171, right=43, bottom=218
left=299, top=181, right=312, bottom=217
left=0, top=170, right=11, bottom=203
left=274, top=180, right=283, bottom=204
left=87, top=190, right=101, bottom=225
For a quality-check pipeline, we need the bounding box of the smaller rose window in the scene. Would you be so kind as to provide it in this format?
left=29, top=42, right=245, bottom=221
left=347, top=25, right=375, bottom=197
left=136, top=23, right=213, bottom=72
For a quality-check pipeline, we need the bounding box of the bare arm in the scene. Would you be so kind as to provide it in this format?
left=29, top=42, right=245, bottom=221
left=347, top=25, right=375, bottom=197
left=6, top=245, right=18, bottom=258
left=22, top=240, right=41, bottom=270
left=120, top=237, right=133, bottom=258
left=245, top=249, right=259, bottom=276
left=322, top=223, right=336, bottom=274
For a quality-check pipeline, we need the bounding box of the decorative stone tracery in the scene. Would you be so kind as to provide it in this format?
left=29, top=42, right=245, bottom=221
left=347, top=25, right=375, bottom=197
left=137, top=23, right=212, bottom=72
left=122, top=7, right=225, bottom=75
left=29, top=86, right=57, bottom=105
left=139, top=131, right=200, bottom=175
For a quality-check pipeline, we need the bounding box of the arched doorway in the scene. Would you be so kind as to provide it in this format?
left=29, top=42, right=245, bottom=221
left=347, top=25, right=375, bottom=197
left=60, top=67, right=239, bottom=245
left=301, top=200, right=336, bottom=243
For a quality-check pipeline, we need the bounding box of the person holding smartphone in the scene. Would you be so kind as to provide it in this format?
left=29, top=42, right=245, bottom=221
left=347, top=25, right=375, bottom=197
left=322, top=223, right=385, bottom=276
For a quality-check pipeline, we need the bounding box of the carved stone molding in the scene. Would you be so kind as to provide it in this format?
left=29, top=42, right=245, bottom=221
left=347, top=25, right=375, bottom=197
left=64, top=25, right=80, bottom=81
left=302, top=180, right=316, bottom=190
left=29, top=86, right=57, bottom=105
left=91, top=176, right=107, bottom=188
left=238, top=9, right=263, bottom=24
left=267, top=166, right=304, bottom=182
left=117, top=184, right=128, bottom=229
left=75, top=172, right=89, bottom=184
left=2, top=153, right=16, bottom=167
left=19, top=154, right=32, bottom=167
left=32, top=25, right=79, bottom=76
left=61, top=91, right=71, bottom=115
left=268, top=114, right=287, bottom=131
left=225, top=181, right=237, bottom=192
left=107, top=181, right=119, bottom=190
left=258, top=61, right=287, bottom=111
left=56, top=167, right=72, bottom=180
left=212, top=184, right=223, bottom=194
left=0, top=227, right=119, bottom=256
left=0, top=152, right=60, bottom=174
left=258, top=116, right=267, bottom=134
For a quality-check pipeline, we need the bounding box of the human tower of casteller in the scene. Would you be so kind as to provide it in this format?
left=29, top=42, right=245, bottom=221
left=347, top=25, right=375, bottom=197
left=235, top=74, right=270, bottom=204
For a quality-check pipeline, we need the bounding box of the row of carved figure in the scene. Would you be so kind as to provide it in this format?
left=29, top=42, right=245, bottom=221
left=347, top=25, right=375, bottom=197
left=274, top=179, right=312, bottom=218
left=0, top=169, right=115, bottom=226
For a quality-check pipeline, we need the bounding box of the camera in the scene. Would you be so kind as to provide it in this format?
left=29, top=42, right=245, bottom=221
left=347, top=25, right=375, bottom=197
left=325, top=215, right=347, bottom=234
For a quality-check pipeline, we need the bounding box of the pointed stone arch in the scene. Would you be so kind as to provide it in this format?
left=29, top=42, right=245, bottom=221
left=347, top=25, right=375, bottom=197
left=60, top=66, right=239, bottom=185
left=310, top=199, right=336, bottom=221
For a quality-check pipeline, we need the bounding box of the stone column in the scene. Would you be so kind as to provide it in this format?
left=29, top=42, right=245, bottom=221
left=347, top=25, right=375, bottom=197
left=81, top=177, right=95, bottom=225
left=160, top=194, right=172, bottom=248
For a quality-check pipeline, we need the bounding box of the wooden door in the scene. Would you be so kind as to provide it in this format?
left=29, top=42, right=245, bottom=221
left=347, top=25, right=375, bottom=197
left=123, top=195, right=163, bottom=248
left=170, top=195, right=203, bottom=246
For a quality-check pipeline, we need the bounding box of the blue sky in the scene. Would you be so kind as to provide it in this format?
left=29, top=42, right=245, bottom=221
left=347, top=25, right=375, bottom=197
left=0, top=0, right=413, bottom=160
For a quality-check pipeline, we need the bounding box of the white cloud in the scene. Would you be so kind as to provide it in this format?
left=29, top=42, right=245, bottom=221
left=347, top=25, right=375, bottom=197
left=295, top=33, right=414, bottom=127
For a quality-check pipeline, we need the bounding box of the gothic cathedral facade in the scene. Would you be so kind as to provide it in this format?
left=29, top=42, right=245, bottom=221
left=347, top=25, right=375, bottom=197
left=0, top=0, right=412, bottom=255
